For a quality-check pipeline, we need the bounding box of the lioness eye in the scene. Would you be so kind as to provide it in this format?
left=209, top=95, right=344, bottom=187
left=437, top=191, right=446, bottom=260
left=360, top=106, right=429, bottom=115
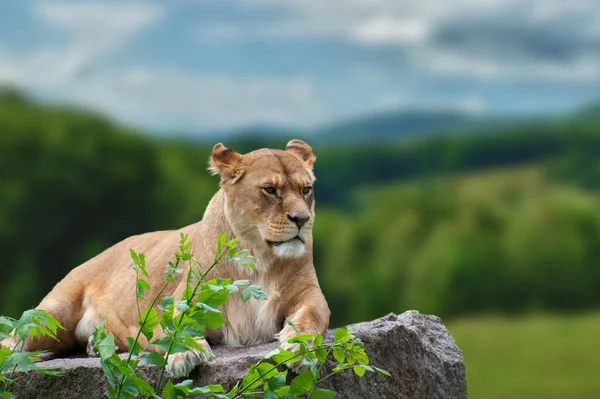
left=302, top=186, right=312, bottom=195
left=263, top=187, right=277, bottom=196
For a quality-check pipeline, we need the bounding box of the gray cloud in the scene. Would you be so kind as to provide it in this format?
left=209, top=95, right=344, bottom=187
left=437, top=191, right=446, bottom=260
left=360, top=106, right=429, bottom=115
left=241, top=0, right=600, bottom=81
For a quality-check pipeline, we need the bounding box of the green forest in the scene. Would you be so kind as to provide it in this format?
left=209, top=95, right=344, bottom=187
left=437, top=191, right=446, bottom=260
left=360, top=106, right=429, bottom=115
left=2, top=88, right=600, bottom=330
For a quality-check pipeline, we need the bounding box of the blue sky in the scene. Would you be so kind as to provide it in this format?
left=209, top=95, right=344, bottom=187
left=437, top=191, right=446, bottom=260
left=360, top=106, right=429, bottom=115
left=0, top=0, right=599, bottom=134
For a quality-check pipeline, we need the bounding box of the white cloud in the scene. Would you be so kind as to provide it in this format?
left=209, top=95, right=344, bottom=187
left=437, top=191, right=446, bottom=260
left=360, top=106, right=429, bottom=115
left=98, top=68, right=328, bottom=130
left=0, top=2, right=328, bottom=131
left=39, top=67, right=328, bottom=131
left=352, top=17, right=431, bottom=45
left=33, top=2, right=164, bottom=81
left=419, top=50, right=600, bottom=82
left=1, top=48, right=328, bottom=130
left=372, top=92, right=485, bottom=115
left=0, top=50, right=23, bottom=85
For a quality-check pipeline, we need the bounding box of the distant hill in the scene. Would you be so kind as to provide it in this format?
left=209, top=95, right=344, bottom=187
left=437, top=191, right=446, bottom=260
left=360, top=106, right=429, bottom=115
left=575, top=101, right=600, bottom=120
left=201, top=108, right=540, bottom=148
left=311, top=109, right=483, bottom=144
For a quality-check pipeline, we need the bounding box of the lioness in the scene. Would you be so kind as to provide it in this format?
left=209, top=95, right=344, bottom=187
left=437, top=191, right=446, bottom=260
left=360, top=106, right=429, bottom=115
left=1, top=139, right=330, bottom=377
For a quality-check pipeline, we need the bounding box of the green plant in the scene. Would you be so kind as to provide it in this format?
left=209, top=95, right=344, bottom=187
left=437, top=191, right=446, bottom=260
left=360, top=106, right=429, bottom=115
left=93, top=232, right=259, bottom=398
left=212, top=323, right=390, bottom=399
left=93, top=233, right=389, bottom=398
left=0, top=309, right=64, bottom=398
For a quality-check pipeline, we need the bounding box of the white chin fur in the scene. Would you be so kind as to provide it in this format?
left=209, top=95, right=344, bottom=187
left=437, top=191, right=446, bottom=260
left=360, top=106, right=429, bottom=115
left=273, top=241, right=306, bottom=258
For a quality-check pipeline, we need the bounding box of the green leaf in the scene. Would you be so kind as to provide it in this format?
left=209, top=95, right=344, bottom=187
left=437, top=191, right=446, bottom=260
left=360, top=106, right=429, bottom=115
left=267, top=372, right=287, bottom=391
left=217, top=232, right=227, bottom=254
left=374, top=366, right=392, bottom=377
left=136, top=279, right=151, bottom=298
left=13, top=309, right=64, bottom=342
left=161, top=380, right=176, bottom=399
left=288, top=334, right=315, bottom=343
left=140, top=351, right=165, bottom=367
left=197, top=283, right=229, bottom=308
left=202, top=311, right=226, bottom=330
left=241, top=255, right=255, bottom=269
left=233, top=279, right=250, bottom=286
left=120, top=378, right=140, bottom=398
left=256, top=363, right=278, bottom=380
left=0, top=316, right=15, bottom=334
left=314, top=334, right=323, bottom=347
left=332, top=347, right=345, bottom=364
left=126, top=337, right=142, bottom=356
left=334, top=327, right=350, bottom=343
left=4, top=351, right=34, bottom=373
left=353, top=365, right=365, bottom=377
left=315, top=348, right=328, bottom=363
left=187, top=384, right=225, bottom=394
left=225, top=285, right=239, bottom=294
left=159, top=296, right=174, bottom=311
left=269, top=349, right=299, bottom=365
left=176, top=300, right=190, bottom=313
left=241, top=285, right=267, bottom=302
left=180, top=324, right=205, bottom=339
left=263, top=392, right=278, bottom=399
left=241, top=288, right=251, bottom=302
left=309, top=389, right=337, bottom=399
left=286, top=318, right=300, bottom=334
left=289, top=371, right=315, bottom=396
left=139, top=307, right=157, bottom=342
left=241, top=365, right=264, bottom=391
left=97, top=334, right=116, bottom=359
left=130, top=249, right=140, bottom=265
left=154, top=335, right=188, bottom=354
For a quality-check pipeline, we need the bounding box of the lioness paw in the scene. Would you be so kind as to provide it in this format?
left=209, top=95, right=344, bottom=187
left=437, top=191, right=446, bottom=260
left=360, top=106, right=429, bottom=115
left=166, top=346, right=214, bottom=378
left=87, top=336, right=98, bottom=357
left=279, top=341, right=311, bottom=374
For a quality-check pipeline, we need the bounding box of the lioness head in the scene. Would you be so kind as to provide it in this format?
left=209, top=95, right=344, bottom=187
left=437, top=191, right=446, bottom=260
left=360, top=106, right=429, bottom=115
left=209, top=139, right=316, bottom=259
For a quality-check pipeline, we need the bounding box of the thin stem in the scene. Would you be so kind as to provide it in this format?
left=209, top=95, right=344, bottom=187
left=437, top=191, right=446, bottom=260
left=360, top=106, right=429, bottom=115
left=155, top=250, right=226, bottom=393
left=154, top=337, right=175, bottom=392
left=315, top=363, right=354, bottom=386
left=307, top=347, right=333, bottom=397
left=135, top=266, right=142, bottom=320
left=2, top=337, right=24, bottom=392
left=230, top=354, right=301, bottom=398
left=116, top=240, right=231, bottom=398
left=116, top=277, right=172, bottom=398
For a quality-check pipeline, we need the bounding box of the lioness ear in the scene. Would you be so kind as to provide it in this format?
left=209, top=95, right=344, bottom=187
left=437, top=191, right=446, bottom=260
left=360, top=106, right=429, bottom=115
left=286, top=139, right=316, bottom=169
left=209, top=143, right=244, bottom=183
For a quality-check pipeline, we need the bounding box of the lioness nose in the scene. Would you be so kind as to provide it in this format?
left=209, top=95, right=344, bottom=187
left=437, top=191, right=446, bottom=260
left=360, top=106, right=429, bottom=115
left=287, top=213, right=310, bottom=229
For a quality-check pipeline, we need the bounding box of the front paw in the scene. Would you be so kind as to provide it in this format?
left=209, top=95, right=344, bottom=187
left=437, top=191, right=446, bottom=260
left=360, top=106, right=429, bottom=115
left=166, top=346, right=213, bottom=378
left=279, top=341, right=311, bottom=374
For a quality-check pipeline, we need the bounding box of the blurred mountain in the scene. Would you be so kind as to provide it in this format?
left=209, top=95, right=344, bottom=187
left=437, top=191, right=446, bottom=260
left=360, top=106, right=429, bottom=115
left=575, top=101, right=600, bottom=120
left=311, top=109, right=486, bottom=144
left=203, top=108, right=539, bottom=148
left=201, top=124, right=301, bottom=153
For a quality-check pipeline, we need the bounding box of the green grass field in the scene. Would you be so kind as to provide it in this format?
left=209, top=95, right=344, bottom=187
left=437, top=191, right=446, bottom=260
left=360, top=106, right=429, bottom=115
left=447, top=312, right=600, bottom=399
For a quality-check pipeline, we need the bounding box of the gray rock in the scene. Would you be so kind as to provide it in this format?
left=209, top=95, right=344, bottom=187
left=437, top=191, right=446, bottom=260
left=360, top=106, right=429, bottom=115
left=8, top=311, right=466, bottom=398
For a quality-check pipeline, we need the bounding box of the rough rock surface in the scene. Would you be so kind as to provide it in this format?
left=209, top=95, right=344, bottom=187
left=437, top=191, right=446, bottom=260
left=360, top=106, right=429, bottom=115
left=9, top=311, right=466, bottom=398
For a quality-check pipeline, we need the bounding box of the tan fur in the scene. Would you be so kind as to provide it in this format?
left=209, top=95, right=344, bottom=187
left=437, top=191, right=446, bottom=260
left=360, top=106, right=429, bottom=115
left=1, top=140, right=330, bottom=377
